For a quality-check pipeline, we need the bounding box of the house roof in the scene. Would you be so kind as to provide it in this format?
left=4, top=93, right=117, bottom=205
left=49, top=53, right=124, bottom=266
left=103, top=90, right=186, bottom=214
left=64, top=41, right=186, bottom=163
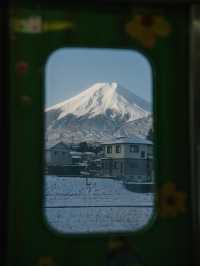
left=72, top=156, right=81, bottom=159
left=70, top=151, right=82, bottom=156
left=46, top=141, right=69, bottom=150
left=102, top=136, right=153, bottom=145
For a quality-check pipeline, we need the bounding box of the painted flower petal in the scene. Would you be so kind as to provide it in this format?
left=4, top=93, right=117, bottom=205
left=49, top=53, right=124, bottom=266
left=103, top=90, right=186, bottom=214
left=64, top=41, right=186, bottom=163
left=175, top=192, right=187, bottom=212
left=38, top=256, right=56, bottom=266
left=125, top=15, right=171, bottom=48
left=158, top=182, right=187, bottom=218
left=16, top=61, right=29, bottom=74
left=153, top=16, right=171, bottom=37
left=161, top=182, right=176, bottom=195
left=126, top=20, right=155, bottom=48
left=108, top=238, right=124, bottom=250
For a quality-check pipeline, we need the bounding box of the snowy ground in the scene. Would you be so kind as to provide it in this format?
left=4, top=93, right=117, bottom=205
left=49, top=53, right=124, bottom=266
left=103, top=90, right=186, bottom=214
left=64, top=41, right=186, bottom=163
left=44, top=176, right=154, bottom=234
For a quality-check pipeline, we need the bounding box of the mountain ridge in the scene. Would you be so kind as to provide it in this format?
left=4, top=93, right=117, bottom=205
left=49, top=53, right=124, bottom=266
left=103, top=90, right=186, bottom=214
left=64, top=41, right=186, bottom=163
left=45, top=82, right=152, bottom=144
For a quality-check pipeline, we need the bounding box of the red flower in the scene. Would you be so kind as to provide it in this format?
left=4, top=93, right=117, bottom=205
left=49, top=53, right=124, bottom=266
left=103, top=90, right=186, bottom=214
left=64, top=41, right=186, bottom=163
left=16, top=62, right=29, bottom=74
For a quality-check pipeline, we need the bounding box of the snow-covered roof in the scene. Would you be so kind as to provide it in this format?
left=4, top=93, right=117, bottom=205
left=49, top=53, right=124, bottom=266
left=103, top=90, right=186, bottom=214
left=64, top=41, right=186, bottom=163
left=70, top=151, right=82, bottom=156
left=45, top=143, right=57, bottom=149
left=71, top=144, right=80, bottom=147
left=102, top=136, right=152, bottom=145
left=79, top=163, right=88, bottom=166
left=46, top=141, right=69, bottom=150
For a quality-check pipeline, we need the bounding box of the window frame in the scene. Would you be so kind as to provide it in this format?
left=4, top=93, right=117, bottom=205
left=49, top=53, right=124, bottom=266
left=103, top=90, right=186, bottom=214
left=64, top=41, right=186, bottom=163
left=115, top=144, right=121, bottom=153
left=130, top=144, right=139, bottom=153
left=106, top=145, right=113, bottom=154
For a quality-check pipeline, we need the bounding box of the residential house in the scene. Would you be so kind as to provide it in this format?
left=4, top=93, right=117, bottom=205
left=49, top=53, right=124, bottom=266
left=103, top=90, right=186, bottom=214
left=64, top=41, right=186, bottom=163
left=101, top=136, right=153, bottom=182
left=70, top=151, right=83, bottom=164
left=82, top=152, right=96, bottom=162
left=45, top=142, right=72, bottom=166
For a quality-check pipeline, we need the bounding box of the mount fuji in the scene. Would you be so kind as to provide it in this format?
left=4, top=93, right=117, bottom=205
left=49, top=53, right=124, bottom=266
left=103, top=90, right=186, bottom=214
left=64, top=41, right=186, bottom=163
left=45, top=82, right=152, bottom=144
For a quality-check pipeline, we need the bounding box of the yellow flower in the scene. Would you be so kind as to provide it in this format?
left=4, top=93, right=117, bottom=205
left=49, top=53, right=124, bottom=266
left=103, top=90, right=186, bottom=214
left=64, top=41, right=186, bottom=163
left=108, top=237, right=124, bottom=251
left=125, top=15, right=171, bottom=48
left=38, top=256, right=56, bottom=266
left=158, top=182, right=187, bottom=218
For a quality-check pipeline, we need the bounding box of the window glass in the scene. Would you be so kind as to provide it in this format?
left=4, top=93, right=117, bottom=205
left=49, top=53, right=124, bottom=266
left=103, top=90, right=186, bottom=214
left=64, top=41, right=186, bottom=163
left=116, top=145, right=121, bottom=153
left=130, top=144, right=139, bottom=153
left=44, top=48, right=154, bottom=234
left=107, top=145, right=112, bottom=154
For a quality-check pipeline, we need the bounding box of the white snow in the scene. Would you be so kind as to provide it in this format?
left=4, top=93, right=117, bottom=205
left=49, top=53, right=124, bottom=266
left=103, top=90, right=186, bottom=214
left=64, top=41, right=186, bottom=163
left=44, top=176, right=155, bottom=234
left=103, top=136, right=152, bottom=145
left=46, top=82, right=150, bottom=121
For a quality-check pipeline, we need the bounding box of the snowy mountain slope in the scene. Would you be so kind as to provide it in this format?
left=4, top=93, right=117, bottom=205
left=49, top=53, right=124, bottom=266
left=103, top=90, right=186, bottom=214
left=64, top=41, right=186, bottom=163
left=114, top=115, right=153, bottom=139
left=47, top=82, right=150, bottom=121
left=45, top=82, right=152, bottom=144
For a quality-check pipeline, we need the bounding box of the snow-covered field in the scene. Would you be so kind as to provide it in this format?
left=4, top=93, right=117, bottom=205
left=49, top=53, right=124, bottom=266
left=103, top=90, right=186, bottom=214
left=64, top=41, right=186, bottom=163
left=44, top=176, right=154, bottom=234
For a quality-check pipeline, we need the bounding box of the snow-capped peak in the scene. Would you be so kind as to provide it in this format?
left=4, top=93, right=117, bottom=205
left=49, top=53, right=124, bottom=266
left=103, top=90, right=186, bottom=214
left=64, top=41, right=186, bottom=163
left=46, top=82, right=151, bottom=121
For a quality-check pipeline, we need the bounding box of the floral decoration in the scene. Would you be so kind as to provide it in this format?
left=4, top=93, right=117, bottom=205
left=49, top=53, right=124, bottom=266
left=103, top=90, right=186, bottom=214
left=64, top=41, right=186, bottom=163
left=38, top=256, right=56, bottom=266
left=108, top=237, right=124, bottom=251
left=107, top=237, right=143, bottom=266
left=21, top=95, right=32, bottom=105
left=16, top=61, right=29, bottom=75
left=12, top=16, right=42, bottom=33
left=158, top=182, right=187, bottom=218
left=125, top=15, right=171, bottom=48
left=12, top=16, right=74, bottom=33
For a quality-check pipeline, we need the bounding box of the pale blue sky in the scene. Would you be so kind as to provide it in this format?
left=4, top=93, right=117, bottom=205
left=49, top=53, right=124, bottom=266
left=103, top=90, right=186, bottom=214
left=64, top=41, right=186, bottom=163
left=45, top=48, right=152, bottom=108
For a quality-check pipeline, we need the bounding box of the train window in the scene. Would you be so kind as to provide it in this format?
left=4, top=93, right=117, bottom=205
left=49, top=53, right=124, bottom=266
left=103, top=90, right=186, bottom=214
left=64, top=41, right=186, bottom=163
left=7, top=4, right=191, bottom=266
left=44, top=48, right=154, bottom=234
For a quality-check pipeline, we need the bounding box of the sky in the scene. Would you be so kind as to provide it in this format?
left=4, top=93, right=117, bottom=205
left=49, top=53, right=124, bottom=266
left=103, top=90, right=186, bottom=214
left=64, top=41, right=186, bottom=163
left=45, top=48, right=152, bottom=108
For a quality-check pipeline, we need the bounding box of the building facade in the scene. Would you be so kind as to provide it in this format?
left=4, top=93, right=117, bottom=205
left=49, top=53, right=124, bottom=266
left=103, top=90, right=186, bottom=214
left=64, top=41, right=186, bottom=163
left=101, top=137, right=153, bottom=182
left=70, top=151, right=82, bottom=164
left=45, top=142, right=72, bottom=166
